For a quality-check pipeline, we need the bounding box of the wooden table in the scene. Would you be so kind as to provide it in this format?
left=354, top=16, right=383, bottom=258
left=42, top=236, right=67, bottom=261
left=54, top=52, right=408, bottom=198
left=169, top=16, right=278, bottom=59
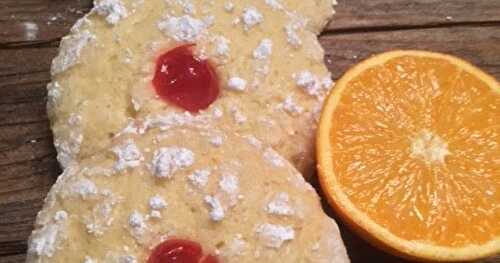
left=0, top=0, right=499, bottom=262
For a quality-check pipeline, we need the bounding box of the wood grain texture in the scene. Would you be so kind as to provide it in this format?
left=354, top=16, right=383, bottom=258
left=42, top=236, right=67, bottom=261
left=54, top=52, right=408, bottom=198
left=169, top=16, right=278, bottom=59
left=0, top=0, right=499, bottom=262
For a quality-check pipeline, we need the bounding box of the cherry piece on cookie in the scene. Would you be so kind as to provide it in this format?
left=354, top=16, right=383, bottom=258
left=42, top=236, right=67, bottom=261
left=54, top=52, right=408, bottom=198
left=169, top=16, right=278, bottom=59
left=153, top=45, right=220, bottom=113
left=148, top=239, right=219, bottom=263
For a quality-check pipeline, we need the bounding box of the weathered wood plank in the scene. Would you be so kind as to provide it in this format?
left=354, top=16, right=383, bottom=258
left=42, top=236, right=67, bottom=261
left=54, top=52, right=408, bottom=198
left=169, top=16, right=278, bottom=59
left=321, top=25, right=500, bottom=80
left=0, top=0, right=92, bottom=44
left=0, top=254, right=26, bottom=263
left=328, top=0, right=500, bottom=31
left=0, top=0, right=499, bottom=262
left=0, top=25, right=499, bottom=262
left=1, top=0, right=500, bottom=44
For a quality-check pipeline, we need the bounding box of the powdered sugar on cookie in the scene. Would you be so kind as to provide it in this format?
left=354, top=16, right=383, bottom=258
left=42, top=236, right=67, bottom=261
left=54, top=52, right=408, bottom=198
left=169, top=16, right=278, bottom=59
left=151, top=147, right=194, bottom=178
left=112, top=139, right=143, bottom=171
left=255, top=223, right=295, bottom=248
left=204, top=195, right=225, bottom=221
left=51, top=30, right=95, bottom=75
left=94, top=0, right=128, bottom=25
left=158, top=15, right=206, bottom=42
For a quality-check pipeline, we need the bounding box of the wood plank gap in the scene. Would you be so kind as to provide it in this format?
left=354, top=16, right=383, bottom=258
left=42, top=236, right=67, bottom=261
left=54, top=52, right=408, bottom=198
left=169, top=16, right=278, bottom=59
left=0, top=39, right=60, bottom=50
left=323, top=21, right=500, bottom=35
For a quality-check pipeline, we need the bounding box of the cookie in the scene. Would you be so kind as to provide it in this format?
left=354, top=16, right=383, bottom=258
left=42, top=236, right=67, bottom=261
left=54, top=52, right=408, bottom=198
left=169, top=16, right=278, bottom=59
left=27, top=114, right=349, bottom=262
left=48, top=0, right=336, bottom=177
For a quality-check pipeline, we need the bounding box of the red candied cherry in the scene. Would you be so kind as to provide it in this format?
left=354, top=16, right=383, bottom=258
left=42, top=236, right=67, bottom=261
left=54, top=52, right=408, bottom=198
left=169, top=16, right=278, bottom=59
left=148, top=239, right=219, bottom=263
left=152, top=45, right=220, bottom=113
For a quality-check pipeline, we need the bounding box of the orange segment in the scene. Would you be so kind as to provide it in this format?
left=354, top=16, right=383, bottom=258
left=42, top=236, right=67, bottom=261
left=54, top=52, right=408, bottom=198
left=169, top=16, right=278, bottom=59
left=317, top=50, right=500, bottom=261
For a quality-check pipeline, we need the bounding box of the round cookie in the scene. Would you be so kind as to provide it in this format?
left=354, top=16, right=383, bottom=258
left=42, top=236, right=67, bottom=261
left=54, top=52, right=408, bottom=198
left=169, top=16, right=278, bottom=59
left=48, top=0, right=336, bottom=177
left=27, top=115, right=349, bottom=262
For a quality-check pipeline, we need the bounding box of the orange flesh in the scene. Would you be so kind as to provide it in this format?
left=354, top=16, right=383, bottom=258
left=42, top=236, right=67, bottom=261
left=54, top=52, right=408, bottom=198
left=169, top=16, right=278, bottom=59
left=329, top=55, right=500, bottom=247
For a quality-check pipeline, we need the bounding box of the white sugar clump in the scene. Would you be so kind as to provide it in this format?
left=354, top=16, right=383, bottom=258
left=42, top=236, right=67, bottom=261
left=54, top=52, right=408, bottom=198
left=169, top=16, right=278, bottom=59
left=158, top=15, right=206, bottom=42
left=244, top=135, right=262, bottom=149
left=149, top=195, right=167, bottom=210
left=265, top=0, right=283, bottom=10
left=242, top=7, right=263, bottom=30
left=278, top=95, right=304, bottom=115
left=210, top=135, right=224, bottom=147
left=53, top=211, right=68, bottom=222
left=294, top=71, right=332, bottom=98
left=149, top=210, right=162, bottom=219
left=253, top=39, right=273, bottom=60
left=119, top=255, right=138, bottom=263
left=175, top=0, right=195, bottom=15
left=213, top=107, right=224, bottom=119
left=68, top=178, right=98, bottom=199
left=128, top=211, right=146, bottom=229
left=94, top=0, right=128, bottom=25
left=112, top=139, right=143, bottom=171
left=28, top=224, right=61, bottom=257
left=227, top=234, right=247, bottom=256
left=230, top=107, right=247, bottom=124
left=266, top=192, right=294, bottom=216
left=188, top=169, right=211, bottom=188
left=255, top=223, right=295, bottom=248
left=28, top=213, right=68, bottom=257
left=285, top=23, right=302, bottom=48
left=227, top=77, right=247, bottom=91
left=51, top=30, right=95, bottom=75
left=219, top=174, right=239, bottom=194
left=204, top=195, right=225, bottom=221
left=214, top=36, right=230, bottom=56
left=47, top=81, right=61, bottom=107
left=151, top=147, right=194, bottom=178
left=263, top=148, right=286, bottom=167
left=224, top=2, right=234, bottom=12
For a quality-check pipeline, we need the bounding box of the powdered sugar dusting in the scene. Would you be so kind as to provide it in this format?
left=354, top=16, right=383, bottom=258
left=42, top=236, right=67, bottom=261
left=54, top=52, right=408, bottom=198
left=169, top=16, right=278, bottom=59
left=149, top=195, right=167, bottom=210
left=47, top=81, right=61, bottom=107
left=51, top=30, right=95, bottom=75
left=28, top=214, right=68, bottom=257
left=263, top=148, right=286, bottom=167
left=227, top=77, right=247, bottom=91
left=284, top=15, right=306, bottom=48
left=28, top=225, right=62, bottom=257
left=253, top=39, right=273, bottom=60
left=266, top=192, right=294, bottom=216
left=94, top=0, right=128, bottom=25
left=158, top=15, right=206, bottom=42
left=84, top=256, right=97, bottom=263
left=244, top=135, right=263, bottom=149
left=219, top=174, right=239, bottom=194
left=188, top=169, right=211, bottom=188
left=53, top=113, right=83, bottom=168
left=230, top=107, right=247, bottom=124
left=214, top=36, right=230, bottom=57
left=224, top=2, right=234, bottom=12
left=174, top=0, right=196, bottom=15
left=119, top=255, right=137, bottom=263
left=151, top=147, right=194, bottom=178
left=255, top=223, right=295, bottom=248
left=209, top=135, right=224, bottom=147
left=294, top=71, right=332, bottom=99
left=226, top=234, right=247, bottom=256
left=68, top=178, right=98, bottom=199
left=204, top=195, right=225, bottom=221
left=278, top=95, right=304, bottom=115
left=128, top=211, right=146, bottom=229
left=112, top=139, right=143, bottom=171
left=265, top=0, right=284, bottom=10
left=242, top=7, right=263, bottom=30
